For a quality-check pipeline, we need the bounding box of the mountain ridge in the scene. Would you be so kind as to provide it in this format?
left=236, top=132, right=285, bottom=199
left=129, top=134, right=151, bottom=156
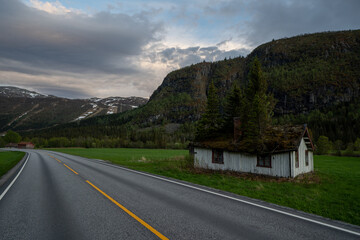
left=0, top=86, right=148, bottom=132
left=0, top=86, right=55, bottom=98
left=20, top=29, right=360, bottom=145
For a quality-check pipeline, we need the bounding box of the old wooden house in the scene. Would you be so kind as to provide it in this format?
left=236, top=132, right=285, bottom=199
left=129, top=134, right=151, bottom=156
left=5, top=143, right=18, bottom=148
left=191, top=123, right=314, bottom=178
left=17, top=142, right=35, bottom=149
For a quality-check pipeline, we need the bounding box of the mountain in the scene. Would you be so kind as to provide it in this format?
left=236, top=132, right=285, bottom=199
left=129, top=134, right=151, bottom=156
left=248, top=30, right=360, bottom=114
left=0, top=86, right=54, bottom=98
left=24, top=29, right=360, bottom=146
left=0, top=86, right=147, bottom=132
left=149, top=30, right=360, bottom=116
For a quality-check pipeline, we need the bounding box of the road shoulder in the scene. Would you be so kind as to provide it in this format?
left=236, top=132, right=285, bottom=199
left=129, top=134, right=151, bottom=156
left=0, top=152, right=28, bottom=188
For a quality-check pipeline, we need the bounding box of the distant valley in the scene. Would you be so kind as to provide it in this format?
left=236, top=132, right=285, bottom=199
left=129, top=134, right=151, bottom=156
left=0, top=86, right=147, bottom=132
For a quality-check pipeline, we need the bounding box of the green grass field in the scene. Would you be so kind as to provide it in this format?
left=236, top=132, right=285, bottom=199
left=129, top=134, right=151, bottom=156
left=48, top=148, right=360, bottom=226
left=0, top=151, right=25, bottom=177
left=328, top=150, right=360, bottom=157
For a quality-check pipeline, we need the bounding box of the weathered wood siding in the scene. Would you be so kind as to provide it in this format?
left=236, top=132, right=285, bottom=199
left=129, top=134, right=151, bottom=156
left=194, top=148, right=214, bottom=169
left=290, top=138, right=314, bottom=177
left=252, top=152, right=290, bottom=177
left=194, top=147, right=291, bottom=177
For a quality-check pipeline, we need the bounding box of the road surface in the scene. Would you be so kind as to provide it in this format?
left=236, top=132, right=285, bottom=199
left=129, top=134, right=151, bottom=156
left=0, top=149, right=359, bottom=239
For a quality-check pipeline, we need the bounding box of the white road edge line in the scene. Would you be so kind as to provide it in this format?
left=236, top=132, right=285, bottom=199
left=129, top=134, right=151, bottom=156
left=0, top=153, right=29, bottom=201
left=50, top=151, right=360, bottom=236
left=102, top=161, right=360, bottom=236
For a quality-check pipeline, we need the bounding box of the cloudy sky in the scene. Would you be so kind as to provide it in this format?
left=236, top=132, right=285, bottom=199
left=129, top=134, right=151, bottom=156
left=0, top=0, right=359, bottom=98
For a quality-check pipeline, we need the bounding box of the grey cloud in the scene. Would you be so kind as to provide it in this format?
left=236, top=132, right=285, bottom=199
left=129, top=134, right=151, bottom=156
left=157, top=45, right=248, bottom=68
left=36, top=86, right=91, bottom=99
left=0, top=0, right=162, bottom=76
left=0, top=77, right=91, bottom=99
left=203, top=0, right=245, bottom=16
left=216, top=38, right=232, bottom=47
left=200, top=0, right=360, bottom=47
left=199, top=46, right=217, bottom=52
left=160, top=47, right=176, bottom=62
left=244, top=0, right=360, bottom=45
left=3, top=0, right=357, bottom=99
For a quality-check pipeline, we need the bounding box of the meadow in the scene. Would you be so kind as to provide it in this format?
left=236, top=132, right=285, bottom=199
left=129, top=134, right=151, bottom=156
left=48, top=148, right=360, bottom=226
left=0, top=151, right=25, bottom=177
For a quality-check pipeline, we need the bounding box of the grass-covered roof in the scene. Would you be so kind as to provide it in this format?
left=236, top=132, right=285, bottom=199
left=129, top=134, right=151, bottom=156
left=193, top=125, right=313, bottom=154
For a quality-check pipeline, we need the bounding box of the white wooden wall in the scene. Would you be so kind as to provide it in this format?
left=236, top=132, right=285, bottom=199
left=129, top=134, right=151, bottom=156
left=194, top=147, right=291, bottom=177
left=290, top=138, right=314, bottom=177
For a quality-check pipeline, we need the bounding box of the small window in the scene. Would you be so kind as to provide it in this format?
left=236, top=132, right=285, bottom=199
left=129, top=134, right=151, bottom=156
left=212, top=150, right=224, bottom=164
left=295, top=151, right=299, bottom=168
left=257, top=155, right=271, bottom=168
left=305, top=150, right=309, bottom=166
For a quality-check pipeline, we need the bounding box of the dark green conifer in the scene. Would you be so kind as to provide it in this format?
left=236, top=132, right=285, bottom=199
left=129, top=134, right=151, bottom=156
left=222, top=84, right=243, bottom=133
left=195, top=81, right=223, bottom=140
left=241, top=57, right=275, bottom=150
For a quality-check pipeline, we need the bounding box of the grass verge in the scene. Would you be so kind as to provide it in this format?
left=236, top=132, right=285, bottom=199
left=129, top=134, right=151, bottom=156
left=47, top=148, right=360, bottom=226
left=0, top=151, right=25, bottom=177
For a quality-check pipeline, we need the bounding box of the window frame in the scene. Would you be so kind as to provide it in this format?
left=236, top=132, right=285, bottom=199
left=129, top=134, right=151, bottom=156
left=257, top=154, right=272, bottom=168
left=305, top=150, right=309, bottom=166
left=295, top=151, right=299, bottom=168
left=212, top=149, right=224, bottom=164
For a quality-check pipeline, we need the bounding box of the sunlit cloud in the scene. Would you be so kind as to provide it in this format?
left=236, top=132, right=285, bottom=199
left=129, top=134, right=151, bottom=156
left=0, top=0, right=358, bottom=98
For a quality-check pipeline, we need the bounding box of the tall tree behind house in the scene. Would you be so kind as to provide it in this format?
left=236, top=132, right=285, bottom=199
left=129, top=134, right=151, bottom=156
left=195, top=81, right=223, bottom=140
left=222, top=84, right=243, bottom=134
left=241, top=57, right=276, bottom=150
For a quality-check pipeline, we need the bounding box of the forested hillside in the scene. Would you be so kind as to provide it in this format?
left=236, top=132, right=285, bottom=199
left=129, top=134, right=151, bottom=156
left=23, top=30, right=360, bottom=148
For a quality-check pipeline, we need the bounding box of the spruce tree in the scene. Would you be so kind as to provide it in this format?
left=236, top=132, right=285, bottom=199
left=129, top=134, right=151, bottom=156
left=222, top=84, right=243, bottom=134
left=241, top=57, right=275, bottom=149
left=195, top=81, right=223, bottom=140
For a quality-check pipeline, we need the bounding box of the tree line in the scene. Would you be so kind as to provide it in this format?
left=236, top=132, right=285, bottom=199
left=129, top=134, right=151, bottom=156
left=1, top=128, right=190, bottom=149
left=195, top=57, right=276, bottom=152
left=195, top=57, right=360, bottom=155
left=316, top=136, right=360, bottom=156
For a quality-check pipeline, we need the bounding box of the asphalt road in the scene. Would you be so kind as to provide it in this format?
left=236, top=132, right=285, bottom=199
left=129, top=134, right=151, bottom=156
left=0, top=149, right=359, bottom=240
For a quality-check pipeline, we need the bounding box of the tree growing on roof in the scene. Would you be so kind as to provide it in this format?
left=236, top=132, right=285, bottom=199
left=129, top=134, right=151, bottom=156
left=195, top=81, right=223, bottom=140
left=222, top=84, right=243, bottom=134
left=240, top=57, right=276, bottom=150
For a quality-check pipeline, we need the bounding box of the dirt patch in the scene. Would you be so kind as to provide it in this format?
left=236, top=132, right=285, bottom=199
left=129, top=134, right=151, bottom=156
left=137, top=156, right=151, bottom=163
left=189, top=167, right=321, bottom=184
left=168, top=156, right=185, bottom=161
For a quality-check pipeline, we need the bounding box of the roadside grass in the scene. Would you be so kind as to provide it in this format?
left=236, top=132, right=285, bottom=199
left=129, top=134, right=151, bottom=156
left=0, top=151, right=25, bottom=177
left=47, top=148, right=360, bottom=226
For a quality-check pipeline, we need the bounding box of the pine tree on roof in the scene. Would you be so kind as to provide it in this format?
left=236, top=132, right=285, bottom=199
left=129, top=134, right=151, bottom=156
left=195, top=81, right=223, bottom=140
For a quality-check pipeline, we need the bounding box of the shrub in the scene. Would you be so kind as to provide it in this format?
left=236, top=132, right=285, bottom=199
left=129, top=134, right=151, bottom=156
left=316, top=136, right=332, bottom=155
left=345, top=143, right=354, bottom=155
left=354, top=138, right=360, bottom=151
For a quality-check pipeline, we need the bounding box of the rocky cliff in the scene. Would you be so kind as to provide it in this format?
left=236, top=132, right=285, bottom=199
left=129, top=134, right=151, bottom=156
left=25, top=30, right=360, bottom=144
left=149, top=30, right=360, bottom=118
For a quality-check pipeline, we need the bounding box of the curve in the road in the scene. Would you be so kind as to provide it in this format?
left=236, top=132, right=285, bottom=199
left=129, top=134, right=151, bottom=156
left=1, top=149, right=359, bottom=240
left=0, top=153, right=29, bottom=201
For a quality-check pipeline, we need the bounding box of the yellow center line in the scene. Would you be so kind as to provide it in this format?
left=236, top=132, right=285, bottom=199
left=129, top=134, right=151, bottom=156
left=86, top=180, right=169, bottom=240
left=48, top=154, right=62, bottom=163
left=63, top=163, right=79, bottom=175
left=48, top=153, right=166, bottom=239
